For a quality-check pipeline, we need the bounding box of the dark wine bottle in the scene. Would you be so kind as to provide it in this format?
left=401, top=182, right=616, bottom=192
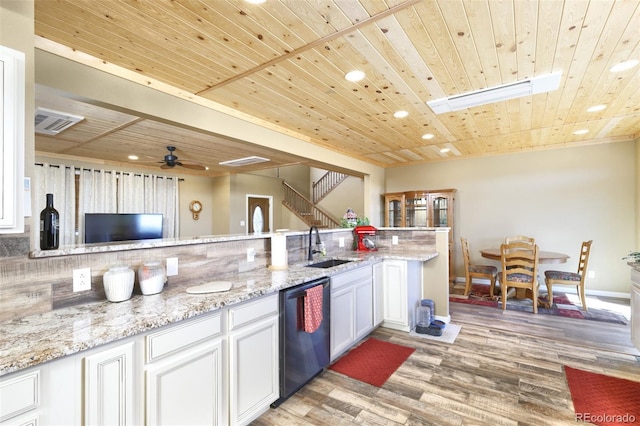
left=40, top=193, right=60, bottom=250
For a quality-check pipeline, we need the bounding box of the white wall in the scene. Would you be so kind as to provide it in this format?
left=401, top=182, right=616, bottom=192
left=386, top=141, right=636, bottom=295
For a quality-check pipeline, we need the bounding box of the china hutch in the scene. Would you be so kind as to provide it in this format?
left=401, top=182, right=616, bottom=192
left=383, top=189, right=456, bottom=279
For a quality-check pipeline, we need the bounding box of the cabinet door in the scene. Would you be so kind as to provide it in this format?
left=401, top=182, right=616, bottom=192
left=229, top=315, right=279, bottom=425
left=384, top=194, right=404, bottom=227
left=330, top=285, right=355, bottom=361
left=145, top=340, right=223, bottom=426
left=404, top=192, right=429, bottom=228
left=0, top=46, right=25, bottom=233
left=84, top=341, right=134, bottom=426
left=382, top=260, right=409, bottom=330
left=354, top=280, right=373, bottom=340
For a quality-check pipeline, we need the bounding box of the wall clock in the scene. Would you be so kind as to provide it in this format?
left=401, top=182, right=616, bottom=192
left=189, top=200, right=202, bottom=220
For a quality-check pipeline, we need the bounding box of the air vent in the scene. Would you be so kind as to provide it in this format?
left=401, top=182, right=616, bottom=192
left=34, top=107, right=84, bottom=135
left=427, top=72, right=562, bottom=114
left=219, top=156, right=270, bottom=167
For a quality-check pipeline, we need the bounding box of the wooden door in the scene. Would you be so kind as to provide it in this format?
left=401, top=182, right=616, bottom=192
left=248, top=197, right=270, bottom=234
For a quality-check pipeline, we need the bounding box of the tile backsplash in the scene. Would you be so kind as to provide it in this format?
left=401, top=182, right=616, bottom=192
left=0, top=228, right=436, bottom=322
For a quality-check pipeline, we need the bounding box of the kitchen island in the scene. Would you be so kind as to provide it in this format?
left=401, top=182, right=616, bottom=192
left=0, top=247, right=436, bottom=376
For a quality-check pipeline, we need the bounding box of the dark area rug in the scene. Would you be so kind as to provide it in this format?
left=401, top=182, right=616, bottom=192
left=564, top=365, right=640, bottom=426
left=329, top=338, right=415, bottom=387
left=450, top=283, right=628, bottom=325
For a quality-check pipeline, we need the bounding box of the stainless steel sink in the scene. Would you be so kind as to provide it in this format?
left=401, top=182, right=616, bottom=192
left=306, top=259, right=352, bottom=269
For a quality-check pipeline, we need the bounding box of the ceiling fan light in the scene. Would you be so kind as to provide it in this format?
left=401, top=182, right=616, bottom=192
left=345, top=70, right=365, bottom=82
left=427, top=72, right=562, bottom=114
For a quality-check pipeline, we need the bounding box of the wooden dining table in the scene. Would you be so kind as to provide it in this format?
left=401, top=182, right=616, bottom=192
left=479, top=248, right=570, bottom=264
left=479, top=248, right=570, bottom=300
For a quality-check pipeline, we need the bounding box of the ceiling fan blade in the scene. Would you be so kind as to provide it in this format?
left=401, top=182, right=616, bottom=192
left=180, top=163, right=206, bottom=171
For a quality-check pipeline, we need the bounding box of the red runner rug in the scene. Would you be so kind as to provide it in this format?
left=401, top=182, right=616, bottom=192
left=564, top=366, right=640, bottom=426
left=329, top=338, right=415, bottom=387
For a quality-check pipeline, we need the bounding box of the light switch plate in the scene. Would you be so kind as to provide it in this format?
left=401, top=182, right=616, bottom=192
left=339, top=237, right=345, bottom=248
left=392, top=235, right=399, bottom=245
left=166, top=257, right=179, bottom=276
left=247, top=248, right=256, bottom=262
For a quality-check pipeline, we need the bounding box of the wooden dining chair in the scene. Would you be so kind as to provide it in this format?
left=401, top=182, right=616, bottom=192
left=505, top=235, right=535, bottom=245
left=460, top=237, right=498, bottom=297
left=544, top=240, right=592, bottom=311
left=500, top=241, right=540, bottom=313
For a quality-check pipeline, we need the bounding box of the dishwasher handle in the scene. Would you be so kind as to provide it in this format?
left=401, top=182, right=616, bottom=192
left=286, top=278, right=329, bottom=300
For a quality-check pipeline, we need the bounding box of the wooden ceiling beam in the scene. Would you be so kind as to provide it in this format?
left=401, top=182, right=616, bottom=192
left=196, top=0, right=422, bottom=95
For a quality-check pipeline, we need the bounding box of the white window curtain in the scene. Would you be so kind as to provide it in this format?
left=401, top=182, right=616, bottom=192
left=35, top=163, right=180, bottom=246
left=33, top=163, right=76, bottom=247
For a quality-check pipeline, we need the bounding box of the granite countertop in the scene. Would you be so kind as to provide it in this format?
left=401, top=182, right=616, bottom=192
left=0, top=247, right=438, bottom=377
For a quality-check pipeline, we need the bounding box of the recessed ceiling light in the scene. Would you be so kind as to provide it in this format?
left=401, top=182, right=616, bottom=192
left=344, top=70, right=365, bottom=82
left=440, top=148, right=450, bottom=153
left=422, top=133, right=434, bottom=140
left=609, top=59, right=639, bottom=73
left=587, top=104, right=606, bottom=112
left=244, top=0, right=266, bottom=4
left=393, top=110, right=408, bottom=118
left=573, top=129, right=589, bottom=135
left=128, top=155, right=139, bottom=160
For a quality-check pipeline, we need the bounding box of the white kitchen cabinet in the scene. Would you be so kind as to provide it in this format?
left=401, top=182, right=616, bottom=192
left=228, top=294, right=279, bottom=426
left=0, top=369, right=39, bottom=424
left=146, top=340, right=223, bottom=425
left=381, top=260, right=422, bottom=332
left=330, top=265, right=374, bottom=361
left=0, top=46, right=25, bottom=234
left=145, top=313, right=225, bottom=426
left=84, top=341, right=135, bottom=425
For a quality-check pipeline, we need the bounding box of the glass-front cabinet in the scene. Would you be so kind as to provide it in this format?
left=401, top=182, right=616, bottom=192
left=384, top=193, right=405, bottom=227
left=383, top=189, right=456, bottom=280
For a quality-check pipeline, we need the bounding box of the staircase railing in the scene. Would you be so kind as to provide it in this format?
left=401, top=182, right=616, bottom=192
left=313, top=171, right=348, bottom=203
left=283, top=182, right=340, bottom=228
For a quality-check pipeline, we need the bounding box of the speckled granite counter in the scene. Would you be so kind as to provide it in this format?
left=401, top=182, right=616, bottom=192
left=0, top=248, right=437, bottom=377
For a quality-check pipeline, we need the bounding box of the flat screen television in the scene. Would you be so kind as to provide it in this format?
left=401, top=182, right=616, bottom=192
left=84, top=213, right=163, bottom=243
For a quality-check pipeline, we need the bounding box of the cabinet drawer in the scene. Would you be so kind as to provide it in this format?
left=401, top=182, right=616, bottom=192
left=228, top=294, right=278, bottom=331
left=0, top=370, right=39, bottom=422
left=331, top=265, right=371, bottom=291
left=146, top=313, right=222, bottom=363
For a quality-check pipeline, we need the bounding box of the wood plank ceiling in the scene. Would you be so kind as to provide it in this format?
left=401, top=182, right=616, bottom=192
left=33, top=0, right=640, bottom=176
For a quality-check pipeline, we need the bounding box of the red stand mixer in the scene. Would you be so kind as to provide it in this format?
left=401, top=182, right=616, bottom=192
left=353, top=225, right=377, bottom=251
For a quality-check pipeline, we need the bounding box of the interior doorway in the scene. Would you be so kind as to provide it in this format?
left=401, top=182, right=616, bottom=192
left=247, top=195, right=272, bottom=234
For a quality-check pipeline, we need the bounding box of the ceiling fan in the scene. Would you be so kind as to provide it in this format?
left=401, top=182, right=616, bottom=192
left=157, top=146, right=206, bottom=170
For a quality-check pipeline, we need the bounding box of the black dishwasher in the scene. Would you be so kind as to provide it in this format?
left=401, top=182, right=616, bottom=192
left=271, top=276, right=330, bottom=407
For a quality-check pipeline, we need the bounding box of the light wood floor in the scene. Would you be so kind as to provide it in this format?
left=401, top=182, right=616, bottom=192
left=252, top=300, right=640, bottom=425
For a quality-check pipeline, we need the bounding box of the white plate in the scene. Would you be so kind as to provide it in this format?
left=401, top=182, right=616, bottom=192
left=186, top=281, right=233, bottom=294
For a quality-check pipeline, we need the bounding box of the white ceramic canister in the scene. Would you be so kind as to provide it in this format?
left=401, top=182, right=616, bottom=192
left=103, top=265, right=135, bottom=302
left=138, top=261, right=166, bottom=295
